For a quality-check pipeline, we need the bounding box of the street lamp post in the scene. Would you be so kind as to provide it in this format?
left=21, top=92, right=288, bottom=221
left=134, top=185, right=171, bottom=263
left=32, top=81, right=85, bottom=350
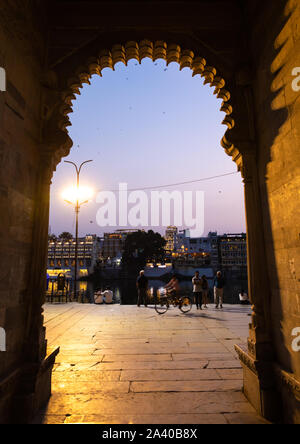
left=64, top=160, right=93, bottom=298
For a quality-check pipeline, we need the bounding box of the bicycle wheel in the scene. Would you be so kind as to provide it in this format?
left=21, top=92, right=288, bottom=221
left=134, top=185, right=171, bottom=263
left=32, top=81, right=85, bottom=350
left=155, top=295, right=169, bottom=315
left=179, top=296, right=193, bottom=314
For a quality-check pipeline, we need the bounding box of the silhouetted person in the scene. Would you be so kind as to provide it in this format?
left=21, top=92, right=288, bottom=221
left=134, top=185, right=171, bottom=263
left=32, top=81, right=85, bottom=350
left=239, top=289, right=249, bottom=305
left=192, top=271, right=202, bottom=310
left=102, top=286, right=113, bottom=304
left=202, top=275, right=209, bottom=308
left=46, top=273, right=50, bottom=291
left=94, top=289, right=103, bottom=304
left=165, top=275, right=180, bottom=297
left=136, top=270, right=148, bottom=307
left=214, top=271, right=225, bottom=309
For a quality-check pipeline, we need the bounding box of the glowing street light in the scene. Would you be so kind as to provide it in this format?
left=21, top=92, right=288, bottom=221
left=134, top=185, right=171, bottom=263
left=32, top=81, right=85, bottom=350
left=62, top=186, right=94, bottom=206
left=63, top=160, right=93, bottom=298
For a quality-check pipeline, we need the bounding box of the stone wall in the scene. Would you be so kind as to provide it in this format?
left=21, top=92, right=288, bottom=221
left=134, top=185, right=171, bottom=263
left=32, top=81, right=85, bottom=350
left=0, top=1, right=48, bottom=423
left=249, top=0, right=300, bottom=422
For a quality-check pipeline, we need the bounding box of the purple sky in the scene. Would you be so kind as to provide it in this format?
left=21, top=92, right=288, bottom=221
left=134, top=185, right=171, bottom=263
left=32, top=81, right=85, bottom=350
left=49, top=58, right=246, bottom=238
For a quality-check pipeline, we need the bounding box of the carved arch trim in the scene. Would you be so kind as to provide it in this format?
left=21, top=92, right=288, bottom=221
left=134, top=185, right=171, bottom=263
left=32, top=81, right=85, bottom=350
left=42, top=40, right=239, bottom=169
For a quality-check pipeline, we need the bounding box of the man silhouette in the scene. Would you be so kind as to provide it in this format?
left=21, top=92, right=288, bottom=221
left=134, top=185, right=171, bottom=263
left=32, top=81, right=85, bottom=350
left=136, top=270, right=148, bottom=307
left=214, top=271, right=225, bottom=309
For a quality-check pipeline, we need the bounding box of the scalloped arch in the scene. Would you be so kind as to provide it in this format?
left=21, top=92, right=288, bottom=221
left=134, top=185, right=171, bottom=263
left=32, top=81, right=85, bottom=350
left=48, top=40, right=238, bottom=162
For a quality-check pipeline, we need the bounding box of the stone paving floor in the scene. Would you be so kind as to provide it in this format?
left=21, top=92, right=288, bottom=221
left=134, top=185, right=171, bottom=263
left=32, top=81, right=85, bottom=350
left=34, top=303, right=269, bottom=424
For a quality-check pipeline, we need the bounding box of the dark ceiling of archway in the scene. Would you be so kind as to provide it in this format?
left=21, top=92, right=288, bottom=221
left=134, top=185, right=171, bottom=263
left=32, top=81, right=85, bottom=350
left=46, top=0, right=261, bottom=75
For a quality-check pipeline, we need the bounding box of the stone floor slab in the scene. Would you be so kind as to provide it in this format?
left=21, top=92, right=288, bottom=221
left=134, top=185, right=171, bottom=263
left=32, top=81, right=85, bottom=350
left=102, top=354, right=172, bottom=362
left=224, top=413, right=270, bottom=424
left=172, top=353, right=233, bottom=361
left=41, top=392, right=256, bottom=416
left=63, top=413, right=229, bottom=424
left=52, top=370, right=121, bottom=381
left=130, top=380, right=243, bottom=393
left=120, top=369, right=220, bottom=381
left=216, top=369, right=243, bottom=380
left=52, top=381, right=129, bottom=394
left=207, top=360, right=242, bottom=369
left=92, top=360, right=209, bottom=371
left=34, top=303, right=267, bottom=424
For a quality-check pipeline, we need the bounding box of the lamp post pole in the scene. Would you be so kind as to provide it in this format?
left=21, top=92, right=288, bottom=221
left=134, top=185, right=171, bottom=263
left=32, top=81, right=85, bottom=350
left=64, top=160, right=93, bottom=298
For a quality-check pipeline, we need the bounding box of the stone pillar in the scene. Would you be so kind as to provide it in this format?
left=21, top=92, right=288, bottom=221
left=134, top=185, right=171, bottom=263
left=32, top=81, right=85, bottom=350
left=241, top=152, right=272, bottom=354
left=12, top=151, right=59, bottom=424
left=235, top=150, right=282, bottom=422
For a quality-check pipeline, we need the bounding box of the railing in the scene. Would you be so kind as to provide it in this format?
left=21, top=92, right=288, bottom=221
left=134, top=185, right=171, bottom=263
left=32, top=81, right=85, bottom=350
left=45, top=278, right=72, bottom=303
left=45, top=278, right=93, bottom=304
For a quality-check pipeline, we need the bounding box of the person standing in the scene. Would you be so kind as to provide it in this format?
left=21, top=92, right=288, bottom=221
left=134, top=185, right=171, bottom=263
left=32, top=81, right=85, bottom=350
left=214, top=271, right=225, bottom=309
left=136, top=270, right=149, bottom=307
left=46, top=273, right=50, bottom=291
left=201, top=275, right=209, bottom=308
left=192, top=271, right=202, bottom=310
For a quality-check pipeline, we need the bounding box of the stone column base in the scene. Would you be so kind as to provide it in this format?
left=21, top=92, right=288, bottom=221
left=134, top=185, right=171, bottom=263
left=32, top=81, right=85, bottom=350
left=0, top=368, right=21, bottom=424
left=0, top=346, right=59, bottom=424
left=273, top=365, right=300, bottom=424
left=235, top=344, right=282, bottom=423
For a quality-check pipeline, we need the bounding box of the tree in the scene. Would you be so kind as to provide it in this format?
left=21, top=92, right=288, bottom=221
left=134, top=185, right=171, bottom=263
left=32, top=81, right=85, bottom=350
left=58, top=232, right=73, bottom=241
left=122, top=230, right=166, bottom=271
left=48, top=234, right=57, bottom=242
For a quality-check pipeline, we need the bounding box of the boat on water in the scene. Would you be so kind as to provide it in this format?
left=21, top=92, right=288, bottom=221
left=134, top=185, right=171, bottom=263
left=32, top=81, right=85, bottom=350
left=144, top=263, right=214, bottom=279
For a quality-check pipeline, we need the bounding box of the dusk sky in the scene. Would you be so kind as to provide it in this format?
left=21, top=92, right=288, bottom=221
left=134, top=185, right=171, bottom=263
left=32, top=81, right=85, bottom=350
left=49, top=58, right=246, bottom=238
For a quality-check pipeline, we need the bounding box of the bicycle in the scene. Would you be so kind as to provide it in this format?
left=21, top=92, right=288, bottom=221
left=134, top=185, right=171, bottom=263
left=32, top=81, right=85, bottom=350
left=155, top=289, right=193, bottom=315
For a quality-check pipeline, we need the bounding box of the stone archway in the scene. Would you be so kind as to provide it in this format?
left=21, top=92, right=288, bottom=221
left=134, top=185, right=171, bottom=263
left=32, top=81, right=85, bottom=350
left=39, top=39, right=275, bottom=420
left=1, top=35, right=275, bottom=423
left=42, top=40, right=238, bottom=163
left=0, top=0, right=299, bottom=424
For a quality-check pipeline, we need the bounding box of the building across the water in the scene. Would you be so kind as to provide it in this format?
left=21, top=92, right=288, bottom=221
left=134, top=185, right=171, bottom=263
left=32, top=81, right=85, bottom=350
left=174, top=230, right=219, bottom=267
left=218, top=233, right=247, bottom=278
left=101, top=232, right=123, bottom=261
left=168, top=229, right=247, bottom=275
left=47, top=234, right=100, bottom=279
left=101, top=229, right=141, bottom=261
left=164, top=226, right=178, bottom=254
